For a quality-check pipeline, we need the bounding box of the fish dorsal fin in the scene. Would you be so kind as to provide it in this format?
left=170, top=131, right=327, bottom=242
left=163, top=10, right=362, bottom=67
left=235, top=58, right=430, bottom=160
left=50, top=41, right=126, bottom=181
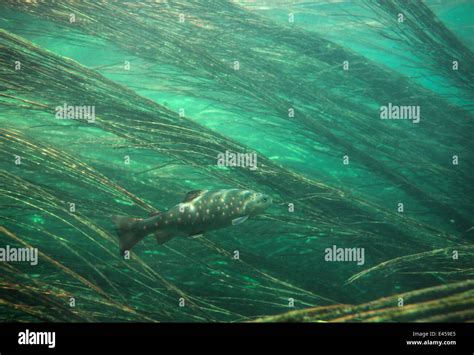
left=183, top=190, right=206, bottom=203
left=148, top=210, right=161, bottom=217
left=232, top=215, right=249, bottom=226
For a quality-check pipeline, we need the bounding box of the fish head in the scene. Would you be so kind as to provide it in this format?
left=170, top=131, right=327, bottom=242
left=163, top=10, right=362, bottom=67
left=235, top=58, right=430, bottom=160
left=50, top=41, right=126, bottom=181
left=242, top=191, right=272, bottom=216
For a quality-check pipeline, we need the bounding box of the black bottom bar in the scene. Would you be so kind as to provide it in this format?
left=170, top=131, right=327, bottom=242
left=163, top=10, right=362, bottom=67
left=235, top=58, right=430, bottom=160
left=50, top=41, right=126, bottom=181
left=0, top=323, right=472, bottom=354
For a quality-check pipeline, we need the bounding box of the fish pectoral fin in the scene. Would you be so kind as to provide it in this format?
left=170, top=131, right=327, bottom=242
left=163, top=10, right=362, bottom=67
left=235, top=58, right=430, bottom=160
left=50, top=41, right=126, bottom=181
left=232, top=215, right=249, bottom=226
left=155, top=230, right=173, bottom=245
left=189, top=232, right=205, bottom=239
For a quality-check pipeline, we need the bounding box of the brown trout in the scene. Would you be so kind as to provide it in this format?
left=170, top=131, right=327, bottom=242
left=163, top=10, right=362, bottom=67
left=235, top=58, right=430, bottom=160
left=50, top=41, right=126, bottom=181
left=112, top=189, right=272, bottom=254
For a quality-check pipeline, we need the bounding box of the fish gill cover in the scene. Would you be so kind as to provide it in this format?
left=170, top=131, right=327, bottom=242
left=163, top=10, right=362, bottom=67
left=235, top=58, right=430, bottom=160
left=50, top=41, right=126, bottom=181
left=0, top=0, right=472, bottom=322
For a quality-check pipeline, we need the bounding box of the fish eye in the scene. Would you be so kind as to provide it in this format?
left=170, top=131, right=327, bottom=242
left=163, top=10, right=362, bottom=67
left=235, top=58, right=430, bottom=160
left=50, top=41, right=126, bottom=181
left=262, top=197, right=267, bottom=203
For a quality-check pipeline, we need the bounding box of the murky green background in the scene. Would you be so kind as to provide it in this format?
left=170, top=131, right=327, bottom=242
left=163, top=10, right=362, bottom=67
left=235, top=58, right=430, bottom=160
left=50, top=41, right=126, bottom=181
left=0, top=1, right=472, bottom=322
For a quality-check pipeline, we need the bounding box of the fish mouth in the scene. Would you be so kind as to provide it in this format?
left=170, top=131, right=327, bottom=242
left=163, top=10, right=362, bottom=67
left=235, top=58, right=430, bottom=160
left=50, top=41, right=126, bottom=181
left=265, top=197, right=273, bottom=208
left=260, top=195, right=272, bottom=209
left=263, top=194, right=272, bottom=203
left=245, top=192, right=272, bottom=213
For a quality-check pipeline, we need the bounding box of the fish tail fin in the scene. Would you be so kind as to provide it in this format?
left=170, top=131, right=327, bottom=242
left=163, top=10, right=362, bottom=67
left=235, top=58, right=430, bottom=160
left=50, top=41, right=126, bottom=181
left=111, top=215, right=147, bottom=255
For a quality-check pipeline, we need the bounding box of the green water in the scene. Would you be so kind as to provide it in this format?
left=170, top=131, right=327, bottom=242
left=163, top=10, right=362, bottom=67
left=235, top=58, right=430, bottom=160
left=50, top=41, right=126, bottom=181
left=0, top=1, right=473, bottom=322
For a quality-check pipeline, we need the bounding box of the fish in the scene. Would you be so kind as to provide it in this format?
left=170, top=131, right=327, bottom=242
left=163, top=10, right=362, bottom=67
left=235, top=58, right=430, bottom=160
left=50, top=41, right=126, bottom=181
left=112, top=189, right=272, bottom=255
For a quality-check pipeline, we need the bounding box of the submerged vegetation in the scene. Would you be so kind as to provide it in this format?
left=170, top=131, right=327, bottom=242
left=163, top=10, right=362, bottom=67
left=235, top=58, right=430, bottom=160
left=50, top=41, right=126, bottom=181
left=0, top=1, right=472, bottom=322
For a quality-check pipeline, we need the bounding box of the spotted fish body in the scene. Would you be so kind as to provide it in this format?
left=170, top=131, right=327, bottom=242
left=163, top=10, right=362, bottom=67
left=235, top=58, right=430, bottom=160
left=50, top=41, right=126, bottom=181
left=112, top=189, right=272, bottom=255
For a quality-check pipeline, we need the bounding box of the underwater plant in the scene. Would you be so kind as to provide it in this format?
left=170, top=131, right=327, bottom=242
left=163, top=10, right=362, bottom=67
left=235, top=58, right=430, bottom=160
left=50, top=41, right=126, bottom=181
left=0, top=0, right=472, bottom=324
